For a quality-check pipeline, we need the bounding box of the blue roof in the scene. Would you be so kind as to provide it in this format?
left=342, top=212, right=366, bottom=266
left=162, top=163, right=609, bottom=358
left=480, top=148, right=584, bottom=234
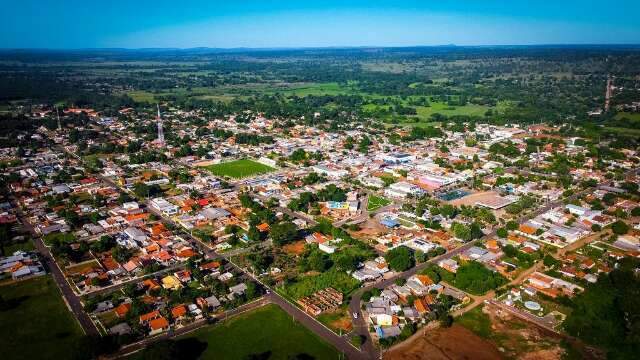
left=380, top=218, right=399, bottom=228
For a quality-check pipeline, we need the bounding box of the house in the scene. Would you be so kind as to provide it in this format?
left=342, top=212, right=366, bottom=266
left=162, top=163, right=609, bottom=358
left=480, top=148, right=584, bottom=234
left=139, top=310, right=161, bottom=325
left=376, top=325, right=401, bottom=339
left=171, top=304, right=188, bottom=321
left=228, top=283, right=248, bottom=299
left=161, top=275, right=183, bottom=290
left=114, top=302, right=132, bottom=318
left=438, top=259, right=459, bottom=273
left=319, top=243, right=336, bottom=254
left=109, top=323, right=132, bottom=336
left=149, top=316, right=170, bottom=335
left=352, top=268, right=381, bottom=282
left=197, top=295, right=221, bottom=311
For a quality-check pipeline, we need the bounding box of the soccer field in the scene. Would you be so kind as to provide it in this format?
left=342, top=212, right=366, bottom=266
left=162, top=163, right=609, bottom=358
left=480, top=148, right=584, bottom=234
left=204, top=159, right=275, bottom=179
left=367, top=195, right=392, bottom=211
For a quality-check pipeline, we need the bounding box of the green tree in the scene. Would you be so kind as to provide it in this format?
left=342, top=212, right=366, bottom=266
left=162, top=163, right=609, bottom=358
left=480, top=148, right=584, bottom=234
left=269, top=221, right=298, bottom=246
left=385, top=246, right=414, bottom=272
left=611, top=220, right=629, bottom=235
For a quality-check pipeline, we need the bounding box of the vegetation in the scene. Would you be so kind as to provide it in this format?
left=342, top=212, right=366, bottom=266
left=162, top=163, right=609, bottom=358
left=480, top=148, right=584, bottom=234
left=204, top=159, right=275, bottom=179
left=0, top=276, right=84, bottom=360
left=367, top=195, right=391, bottom=212
left=384, top=246, right=415, bottom=272
left=281, top=269, right=360, bottom=299
left=564, top=262, right=640, bottom=360
left=132, top=304, right=339, bottom=360
left=421, top=262, right=506, bottom=295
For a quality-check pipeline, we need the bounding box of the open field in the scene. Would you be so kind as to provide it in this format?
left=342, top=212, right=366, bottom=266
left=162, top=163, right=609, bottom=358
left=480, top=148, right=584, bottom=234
left=452, top=305, right=588, bottom=360
left=414, top=101, right=490, bottom=118
left=143, top=304, right=341, bottom=360
left=384, top=324, right=503, bottom=360
left=448, top=190, right=498, bottom=206
left=127, top=82, right=358, bottom=103
left=367, top=195, right=391, bottom=212
left=614, top=112, right=640, bottom=121
left=267, top=82, right=358, bottom=96
left=317, top=306, right=353, bottom=334
left=0, top=275, right=84, bottom=360
left=604, top=126, right=640, bottom=136
left=203, top=159, right=275, bottom=179
left=3, top=240, right=34, bottom=254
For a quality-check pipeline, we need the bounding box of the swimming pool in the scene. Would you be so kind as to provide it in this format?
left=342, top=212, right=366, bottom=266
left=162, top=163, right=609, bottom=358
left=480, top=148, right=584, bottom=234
left=437, top=189, right=470, bottom=201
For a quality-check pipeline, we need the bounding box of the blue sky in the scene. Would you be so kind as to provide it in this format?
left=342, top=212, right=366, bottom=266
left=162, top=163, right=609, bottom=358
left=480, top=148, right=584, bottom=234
left=1, top=0, right=639, bottom=48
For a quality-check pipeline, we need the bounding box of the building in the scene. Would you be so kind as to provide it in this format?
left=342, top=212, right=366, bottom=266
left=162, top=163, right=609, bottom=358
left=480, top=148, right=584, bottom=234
left=150, top=197, right=178, bottom=216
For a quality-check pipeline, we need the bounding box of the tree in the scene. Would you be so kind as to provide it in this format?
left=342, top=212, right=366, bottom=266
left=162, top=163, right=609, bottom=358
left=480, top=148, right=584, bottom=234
left=247, top=225, right=262, bottom=242
left=334, top=253, right=358, bottom=272
left=307, top=251, right=331, bottom=272
left=111, top=245, right=133, bottom=263
left=454, top=261, right=506, bottom=295
left=385, top=246, right=414, bottom=272
left=502, top=244, right=518, bottom=258
left=415, top=250, right=427, bottom=263
left=564, top=267, right=640, bottom=359
left=543, top=254, right=559, bottom=267
left=496, top=227, right=508, bottom=238
left=269, top=221, right=298, bottom=246
left=506, top=221, right=519, bottom=231
left=611, top=220, right=629, bottom=235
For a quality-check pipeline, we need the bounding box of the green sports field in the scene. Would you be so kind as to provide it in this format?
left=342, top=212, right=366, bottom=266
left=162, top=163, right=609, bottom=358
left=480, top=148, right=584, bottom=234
left=367, top=195, right=392, bottom=212
left=204, top=159, right=275, bottom=179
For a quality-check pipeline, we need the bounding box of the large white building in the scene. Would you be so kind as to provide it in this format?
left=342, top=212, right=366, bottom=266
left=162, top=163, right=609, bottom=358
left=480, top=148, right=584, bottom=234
left=150, top=197, right=178, bottom=216
left=385, top=181, right=423, bottom=199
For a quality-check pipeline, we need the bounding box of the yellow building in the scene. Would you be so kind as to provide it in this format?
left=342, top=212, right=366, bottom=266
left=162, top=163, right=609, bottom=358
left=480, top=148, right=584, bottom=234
left=161, top=275, right=182, bottom=290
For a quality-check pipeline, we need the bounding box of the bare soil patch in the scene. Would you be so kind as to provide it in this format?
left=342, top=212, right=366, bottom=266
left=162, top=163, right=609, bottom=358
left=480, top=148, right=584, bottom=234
left=384, top=324, right=503, bottom=360
left=282, top=240, right=306, bottom=255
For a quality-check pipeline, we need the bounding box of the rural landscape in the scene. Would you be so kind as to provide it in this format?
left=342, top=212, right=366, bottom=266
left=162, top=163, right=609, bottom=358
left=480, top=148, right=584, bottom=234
left=1, top=1, right=640, bottom=360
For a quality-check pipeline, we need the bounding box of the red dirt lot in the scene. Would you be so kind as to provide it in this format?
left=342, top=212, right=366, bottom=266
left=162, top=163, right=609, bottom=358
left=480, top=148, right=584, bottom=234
left=384, top=324, right=503, bottom=360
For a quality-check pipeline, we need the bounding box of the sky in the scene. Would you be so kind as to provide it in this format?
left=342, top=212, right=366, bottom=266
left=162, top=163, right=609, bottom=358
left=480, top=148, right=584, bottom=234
left=1, top=0, right=639, bottom=48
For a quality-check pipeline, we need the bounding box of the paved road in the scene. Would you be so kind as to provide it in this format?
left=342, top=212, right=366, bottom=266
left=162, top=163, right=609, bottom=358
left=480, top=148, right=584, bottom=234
left=266, top=293, right=366, bottom=360
left=346, top=172, right=632, bottom=359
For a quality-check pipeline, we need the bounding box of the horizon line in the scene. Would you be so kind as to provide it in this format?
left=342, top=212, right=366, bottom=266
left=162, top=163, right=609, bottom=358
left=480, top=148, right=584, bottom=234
left=2, top=43, right=640, bottom=52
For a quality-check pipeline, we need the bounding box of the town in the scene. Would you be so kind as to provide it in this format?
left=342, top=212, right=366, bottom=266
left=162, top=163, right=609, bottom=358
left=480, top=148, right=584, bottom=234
left=1, top=30, right=640, bottom=360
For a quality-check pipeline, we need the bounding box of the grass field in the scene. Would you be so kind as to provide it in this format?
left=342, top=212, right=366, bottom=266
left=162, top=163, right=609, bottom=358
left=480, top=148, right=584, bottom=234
left=413, top=101, right=490, bottom=118
left=203, top=159, right=275, bottom=179
left=0, top=275, right=84, bottom=360
left=455, top=306, right=493, bottom=338
left=267, top=82, right=358, bottom=96
left=614, top=112, right=640, bottom=121
left=604, top=126, right=640, bottom=136
left=127, top=82, right=357, bottom=103
left=3, top=240, right=34, bottom=254
left=367, top=195, right=391, bottom=212
left=136, top=304, right=340, bottom=360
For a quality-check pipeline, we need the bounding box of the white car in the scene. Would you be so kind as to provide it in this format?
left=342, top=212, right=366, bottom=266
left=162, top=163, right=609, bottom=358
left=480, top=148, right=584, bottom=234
left=352, top=312, right=359, bottom=319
